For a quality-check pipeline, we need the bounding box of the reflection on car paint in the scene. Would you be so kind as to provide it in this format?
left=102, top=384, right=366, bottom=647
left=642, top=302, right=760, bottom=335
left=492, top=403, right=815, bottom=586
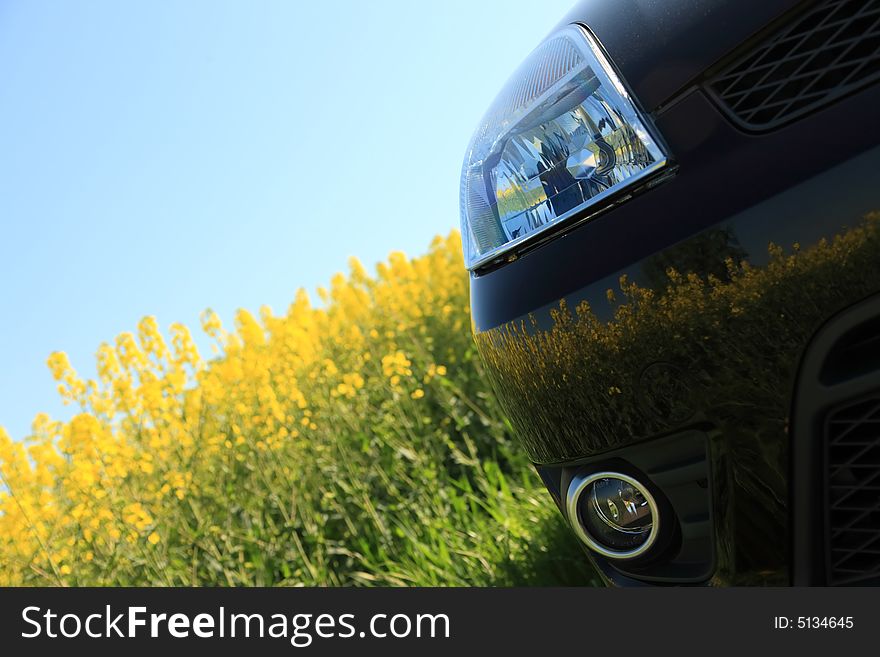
left=476, top=212, right=880, bottom=585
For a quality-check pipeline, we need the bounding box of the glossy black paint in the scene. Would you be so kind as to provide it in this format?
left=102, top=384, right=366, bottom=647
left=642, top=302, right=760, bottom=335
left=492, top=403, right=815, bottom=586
left=471, top=83, right=880, bottom=332
left=468, top=0, right=880, bottom=585
left=553, top=0, right=802, bottom=111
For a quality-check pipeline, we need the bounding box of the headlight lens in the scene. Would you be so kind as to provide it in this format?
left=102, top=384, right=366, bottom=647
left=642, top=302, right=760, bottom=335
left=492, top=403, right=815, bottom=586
left=566, top=471, right=660, bottom=559
left=460, top=24, right=668, bottom=270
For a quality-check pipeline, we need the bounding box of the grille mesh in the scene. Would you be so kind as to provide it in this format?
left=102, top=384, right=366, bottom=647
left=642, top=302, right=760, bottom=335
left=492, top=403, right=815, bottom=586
left=707, top=0, right=880, bottom=131
left=826, top=395, right=880, bottom=585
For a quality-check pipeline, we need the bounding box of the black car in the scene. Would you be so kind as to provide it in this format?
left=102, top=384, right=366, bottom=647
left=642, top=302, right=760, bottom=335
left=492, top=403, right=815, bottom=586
left=460, top=0, right=880, bottom=586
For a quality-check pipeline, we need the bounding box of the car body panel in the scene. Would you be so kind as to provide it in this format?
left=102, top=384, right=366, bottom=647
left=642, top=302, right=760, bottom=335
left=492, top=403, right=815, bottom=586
left=554, top=0, right=803, bottom=111
left=467, top=0, right=880, bottom=585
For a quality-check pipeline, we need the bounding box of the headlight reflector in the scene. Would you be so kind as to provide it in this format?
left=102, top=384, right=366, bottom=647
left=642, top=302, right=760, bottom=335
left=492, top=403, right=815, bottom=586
left=460, top=24, right=668, bottom=270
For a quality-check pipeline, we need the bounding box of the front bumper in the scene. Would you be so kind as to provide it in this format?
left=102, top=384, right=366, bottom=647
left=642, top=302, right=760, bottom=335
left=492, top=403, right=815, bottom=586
left=470, top=42, right=880, bottom=584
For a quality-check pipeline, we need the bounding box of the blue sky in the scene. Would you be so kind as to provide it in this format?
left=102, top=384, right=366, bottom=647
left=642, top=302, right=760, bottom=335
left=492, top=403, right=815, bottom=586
left=0, top=1, right=574, bottom=439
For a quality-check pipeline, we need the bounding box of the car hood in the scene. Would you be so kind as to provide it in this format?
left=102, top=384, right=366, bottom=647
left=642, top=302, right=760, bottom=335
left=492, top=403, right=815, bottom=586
left=555, top=0, right=803, bottom=111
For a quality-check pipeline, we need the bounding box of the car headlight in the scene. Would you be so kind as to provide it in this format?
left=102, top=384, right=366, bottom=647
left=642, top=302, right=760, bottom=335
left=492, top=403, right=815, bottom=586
left=460, top=24, right=668, bottom=270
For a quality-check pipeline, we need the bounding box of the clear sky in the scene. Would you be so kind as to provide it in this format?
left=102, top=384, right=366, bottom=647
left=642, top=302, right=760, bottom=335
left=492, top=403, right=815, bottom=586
left=0, top=1, right=575, bottom=439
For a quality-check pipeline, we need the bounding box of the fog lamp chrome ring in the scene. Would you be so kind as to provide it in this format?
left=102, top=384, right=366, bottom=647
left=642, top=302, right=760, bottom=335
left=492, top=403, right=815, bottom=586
left=566, top=471, right=660, bottom=560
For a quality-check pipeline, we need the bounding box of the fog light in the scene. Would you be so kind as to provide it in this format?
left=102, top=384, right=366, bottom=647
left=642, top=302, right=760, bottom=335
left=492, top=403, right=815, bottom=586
left=566, top=471, right=659, bottom=559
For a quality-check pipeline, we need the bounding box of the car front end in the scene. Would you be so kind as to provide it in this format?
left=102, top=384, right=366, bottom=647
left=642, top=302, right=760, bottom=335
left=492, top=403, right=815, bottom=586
left=462, top=0, right=880, bottom=585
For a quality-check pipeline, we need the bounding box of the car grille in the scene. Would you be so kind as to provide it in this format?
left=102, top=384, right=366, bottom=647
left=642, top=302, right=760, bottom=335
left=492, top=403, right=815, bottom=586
left=826, top=395, right=880, bottom=585
left=707, top=0, right=880, bottom=131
